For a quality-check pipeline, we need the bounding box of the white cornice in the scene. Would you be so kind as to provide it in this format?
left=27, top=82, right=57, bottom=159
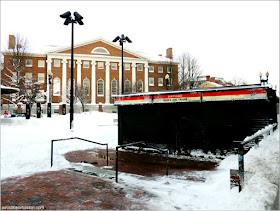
left=45, top=37, right=149, bottom=60
left=47, top=53, right=148, bottom=63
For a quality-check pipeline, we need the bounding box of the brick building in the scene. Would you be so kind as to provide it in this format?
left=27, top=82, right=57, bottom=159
left=2, top=37, right=178, bottom=111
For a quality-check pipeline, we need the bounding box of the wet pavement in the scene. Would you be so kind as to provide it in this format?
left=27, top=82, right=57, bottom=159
left=1, top=170, right=149, bottom=210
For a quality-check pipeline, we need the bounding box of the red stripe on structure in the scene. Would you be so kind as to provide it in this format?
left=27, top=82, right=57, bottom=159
left=203, top=89, right=266, bottom=97
left=115, top=96, right=152, bottom=102
left=154, top=93, right=200, bottom=99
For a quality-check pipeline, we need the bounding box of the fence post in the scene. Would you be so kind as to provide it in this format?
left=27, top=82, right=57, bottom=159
left=116, top=147, right=119, bottom=183
left=51, top=140, right=53, bottom=167
left=106, top=144, right=109, bottom=166
left=165, top=150, right=169, bottom=176
left=238, top=145, right=244, bottom=192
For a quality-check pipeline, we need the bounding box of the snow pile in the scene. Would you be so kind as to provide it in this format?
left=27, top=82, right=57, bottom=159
left=1, top=112, right=117, bottom=179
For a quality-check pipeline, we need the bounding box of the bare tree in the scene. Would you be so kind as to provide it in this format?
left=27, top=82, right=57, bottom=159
left=177, top=52, right=202, bottom=89
left=231, top=76, right=247, bottom=86
left=1, top=34, right=44, bottom=107
left=74, top=85, right=88, bottom=112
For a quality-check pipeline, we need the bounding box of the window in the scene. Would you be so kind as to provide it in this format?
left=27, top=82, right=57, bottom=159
left=137, top=64, right=143, bottom=71
left=124, top=63, right=130, bottom=70
left=68, top=78, right=75, bottom=96
left=98, top=62, right=104, bottom=69
left=54, top=60, right=60, bottom=67
left=158, top=66, right=163, bottom=73
left=91, top=47, right=110, bottom=55
left=111, top=79, right=117, bottom=95
left=53, top=77, right=61, bottom=96
left=149, top=66, right=154, bottom=72
left=38, top=60, right=45, bottom=67
left=158, top=78, right=163, bottom=86
left=25, top=59, right=33, bottom=67
left=97, top=79, right=104, bottom=96
left=83, top=61, right=90, bottom=68
left=137, top=80, right=143, bottom=92
left=83, top=78, right=90, bottom=96
left=149, top=77, right=154, bottom=86
left=25, top=72, right=32, bottom=82
left=38, top=73, right=45, bottom=83
left=68, top=60, right=75, bottom=68
left=13, top=59, right=19, bottom=67
left=167, top=67, right=172, bottom=73
left=124, top=80, right=131, bottom=93
left=111, top=63, right=117, bottom=70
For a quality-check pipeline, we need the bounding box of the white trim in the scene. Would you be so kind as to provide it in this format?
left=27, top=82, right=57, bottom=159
left=132, top=63, right=136, bottom=92
left=77, top=59, right=82, bottom=86
left=144, top=63, right=149, bottom=92
left=91, top=61, right=96, bottom=104
left=105, top=62, right=110, bottom=104
left=62, top=59, right=67, bottom=103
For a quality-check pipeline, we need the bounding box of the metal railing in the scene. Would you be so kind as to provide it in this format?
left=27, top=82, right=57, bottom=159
left=115, top=142, right=169, bottom=183
left=237, top=123, right=278, bottom=192
left=51, top=137, right=109, bottom=167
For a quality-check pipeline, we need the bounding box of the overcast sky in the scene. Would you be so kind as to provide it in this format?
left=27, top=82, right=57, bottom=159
left=1, top=1, right=279, bottom=89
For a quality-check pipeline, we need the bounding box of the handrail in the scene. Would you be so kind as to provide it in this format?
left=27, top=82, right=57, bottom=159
left=241, top=123, right=278, bottom=146
left=51, top=137, right=109, bottom=167
left=237, top=123, right=277, bottom=192
left=115, top=141, right=169, bottom=183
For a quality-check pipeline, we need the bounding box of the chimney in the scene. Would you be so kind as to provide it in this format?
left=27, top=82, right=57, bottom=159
left=166, top=48, right=173, bottom=59
left=9, top=35, right=15, bottom=49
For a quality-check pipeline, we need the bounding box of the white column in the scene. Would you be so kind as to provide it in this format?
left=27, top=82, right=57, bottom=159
left=46, top=58, right=52, bottom=103
left=132, top=63, right=136, bottom=93
left=61, top=59, right=67, bottom=103
left=105, top=61, right=110, bottom=104
left=144, top=63, right=149, bottom=92
left=118, top=63, right=122, bottom=94
left=77, top=60, right=82, bottom=86
left=91, top=61, right=96, bottom=104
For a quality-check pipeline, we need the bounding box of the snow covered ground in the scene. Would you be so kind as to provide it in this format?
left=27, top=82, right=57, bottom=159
left=1, top=112, right=279, bottom=210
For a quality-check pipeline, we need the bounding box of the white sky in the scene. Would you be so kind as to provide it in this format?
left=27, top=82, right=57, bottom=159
left=1, top=1, right=279, bottom=88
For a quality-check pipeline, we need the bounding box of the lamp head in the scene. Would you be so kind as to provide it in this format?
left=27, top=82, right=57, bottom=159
left=60, top=11, right=71, bottom=18
left=60, top=11, right=72, bottom=25
left=112, top=36, right=120, bottom=42
left=74, top=11, right=84, bottom=25
left=125, top=36, right=132, bottom=43
left=266, top=71, right=269, bottom=77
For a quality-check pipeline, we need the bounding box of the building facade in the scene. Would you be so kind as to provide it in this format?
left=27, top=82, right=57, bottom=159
left=2, top=37, right=178, bottom=110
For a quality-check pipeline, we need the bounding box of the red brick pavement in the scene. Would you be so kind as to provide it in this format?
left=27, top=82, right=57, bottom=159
left=1, top=170, right=150, bottom=210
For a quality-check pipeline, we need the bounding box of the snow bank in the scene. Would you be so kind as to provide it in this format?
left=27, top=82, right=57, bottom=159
left=1, top=112, right=117, bottom=179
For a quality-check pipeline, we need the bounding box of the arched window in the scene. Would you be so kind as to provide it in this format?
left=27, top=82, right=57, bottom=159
left=97, top=79, right=104, bottom=96
left=53, top=77, right=61, bottom=96
left=124, top=80, right=131, bottom=93
left=137, top=80, right=143, bottom=92
left=83, top=78, right=90, bottom=96
left=111, top=79, right=117, bottom=96
left=91, top=47, right=110, bottom=55
left=67, top=78, right=75, bottom=96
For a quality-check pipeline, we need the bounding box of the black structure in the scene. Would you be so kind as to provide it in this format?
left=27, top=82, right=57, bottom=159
left=26, top=103, right=30, bottom=119
left=114, top=85, right=278, bottom=153
left=60, top=11, right=84, bottom=129
left=37, top=102, right=41, bottom=118
left=47, top=103, right=51, bottom=118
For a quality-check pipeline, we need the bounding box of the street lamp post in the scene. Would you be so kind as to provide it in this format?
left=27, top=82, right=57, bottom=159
left=112, top=34, right=132, bottom=94
left=259, top=71, right=269, bottom=85
left=60, top=11, right=84, bottom=130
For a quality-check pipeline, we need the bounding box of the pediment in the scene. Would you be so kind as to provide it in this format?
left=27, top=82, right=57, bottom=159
left=46, top=38, right=147, bottom=60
